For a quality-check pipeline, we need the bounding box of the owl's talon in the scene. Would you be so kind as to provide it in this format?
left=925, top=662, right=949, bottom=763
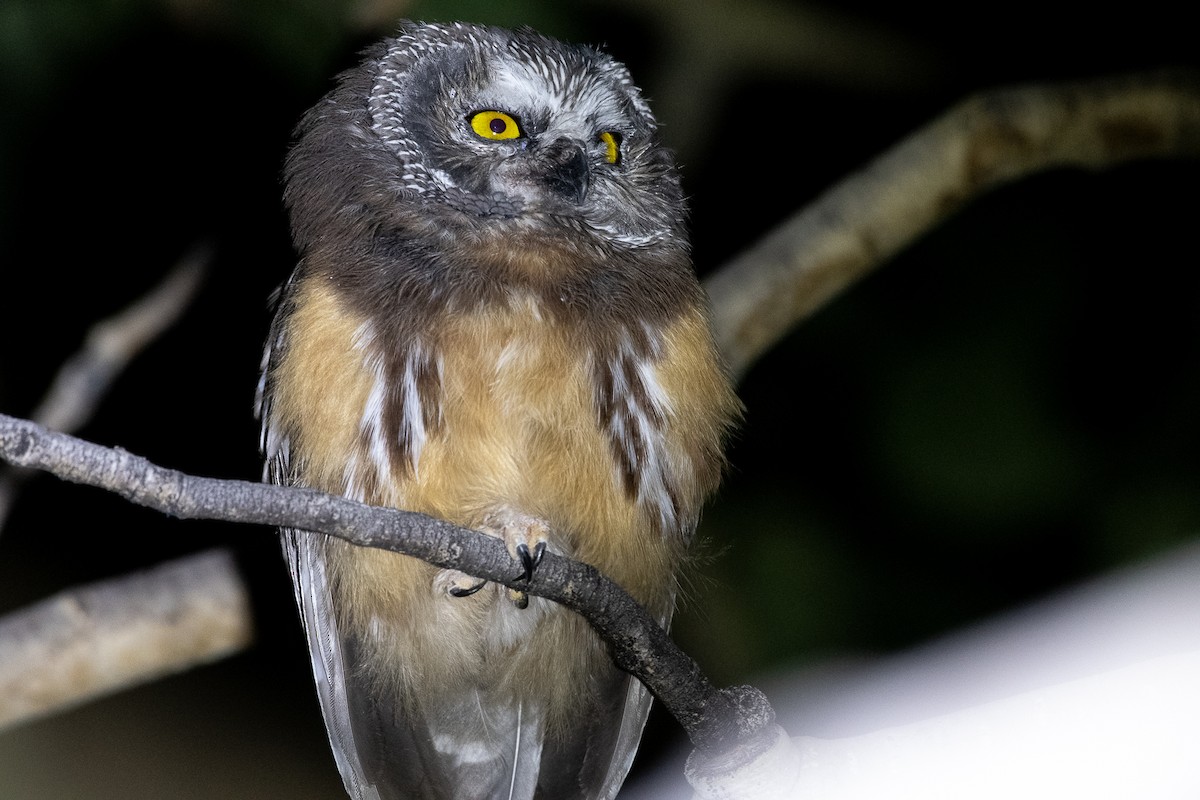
left=482, top=508, right=551, bottom=582
left=450, top=581, right=486, bottom=598
left=515, top=540, right=547, bottom=582
left=433, top=569, right=486, bottom=598
left=508, top=588, right=530, bottom=609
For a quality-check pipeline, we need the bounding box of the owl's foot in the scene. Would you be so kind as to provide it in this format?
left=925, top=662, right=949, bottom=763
left=502, top=543, right=547, bottom=609
left=435, top=511, right=551, bottom=607
left=433, top=569, right=486, bottom=598
left=482, top=508, right=551, bottom=609
left=515, top=540, right=547, bottom=583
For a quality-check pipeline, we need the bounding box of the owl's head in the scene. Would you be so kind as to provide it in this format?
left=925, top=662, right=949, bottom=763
left=285, top=21, right=686, bottom=264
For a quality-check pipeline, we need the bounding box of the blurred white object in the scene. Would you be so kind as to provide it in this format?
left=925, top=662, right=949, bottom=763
left=636, top=540, right=1200, bottom=799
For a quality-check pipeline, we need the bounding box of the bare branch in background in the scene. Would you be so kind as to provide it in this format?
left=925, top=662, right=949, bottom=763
left=705, top=71, right=1200, bottom=378
left=0, top=246, right=209, bottom=529
left=0, top=549, right=250, bottom=731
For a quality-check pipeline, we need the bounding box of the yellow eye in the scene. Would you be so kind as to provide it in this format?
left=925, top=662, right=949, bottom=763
left=469, top=110, right=521, bottom=140
left=598, top=131, right=621, bottom=164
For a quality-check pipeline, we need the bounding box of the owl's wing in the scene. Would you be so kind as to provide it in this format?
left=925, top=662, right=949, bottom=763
left=558, top=666, right=657, bottom=800
left=285, top=536, right=662, bottom=800
left=268, top=442, right=548, bottom=798
left=279, top=530, right=461, bottom=800
left=535, top=600, right=674, bottom=800
left=282, top=533, right=507, bottom=800
left=276, top=515, right=666, bottom=800
left=259, top=287, right=385, bottom=800
left=607, top=679, right=655, bottom=792
left=282, top=530, right=385, bottom=800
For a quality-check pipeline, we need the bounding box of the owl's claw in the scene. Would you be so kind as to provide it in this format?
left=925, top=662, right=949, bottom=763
left=435, top=510, right=552, bottom=608
left=515, top=540, right=547, bottom=583
left=433, top=569, right=486, bottom=598
left=449, top=580, right=486, bottom=598
left=481, top=508, right=550, bottom=609
left=505, top=541, right=546, bottom=609
left=505, top=540, right=548, bottom=610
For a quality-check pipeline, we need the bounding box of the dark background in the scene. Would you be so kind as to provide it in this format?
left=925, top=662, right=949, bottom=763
left=1, top=0, right=1197, bottom=796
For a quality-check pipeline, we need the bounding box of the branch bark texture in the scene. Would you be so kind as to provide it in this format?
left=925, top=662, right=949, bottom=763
left=704, top=70, right=1200, bottom=377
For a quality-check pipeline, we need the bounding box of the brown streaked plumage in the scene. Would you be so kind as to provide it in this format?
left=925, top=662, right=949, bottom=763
left=257, top=20, right=739, bottom=800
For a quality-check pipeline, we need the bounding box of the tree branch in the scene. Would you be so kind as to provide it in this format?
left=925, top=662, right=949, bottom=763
left=704, top=70, right=1200, bottom=378
left=0, top=413, right=773, bottom=755
left=0, top=549, right=250, bottom=730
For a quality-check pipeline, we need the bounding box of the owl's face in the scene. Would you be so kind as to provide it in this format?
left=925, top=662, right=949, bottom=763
left=360, top=22, right=683, bottom=249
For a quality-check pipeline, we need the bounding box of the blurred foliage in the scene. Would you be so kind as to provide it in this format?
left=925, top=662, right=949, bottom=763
left=1, top=0, right=1198, bottom=797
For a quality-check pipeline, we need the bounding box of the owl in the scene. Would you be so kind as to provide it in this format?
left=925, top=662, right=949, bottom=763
left=257, top=20, right=739, bottom=800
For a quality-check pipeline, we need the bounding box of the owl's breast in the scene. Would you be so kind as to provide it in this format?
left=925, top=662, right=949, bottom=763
left=268, top=273, right=734, bottom=608
left=401, top=293, right=645, bottom=568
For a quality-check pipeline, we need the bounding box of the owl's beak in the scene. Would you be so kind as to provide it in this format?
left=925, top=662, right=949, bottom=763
left=540, top=139, right=590, bottom=205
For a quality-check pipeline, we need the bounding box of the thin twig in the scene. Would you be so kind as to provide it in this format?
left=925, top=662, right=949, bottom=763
left=0, top=246, right=210, bottom=529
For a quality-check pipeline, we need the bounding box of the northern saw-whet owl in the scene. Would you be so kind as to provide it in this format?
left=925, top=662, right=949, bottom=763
left=257, top=20, right=739, bottom=800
